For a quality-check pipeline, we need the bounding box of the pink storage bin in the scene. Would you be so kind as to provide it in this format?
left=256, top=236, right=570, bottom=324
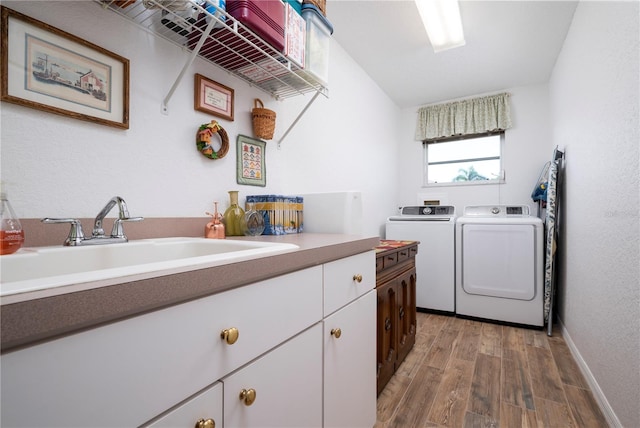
left=226, top=0, right=285, bottom=52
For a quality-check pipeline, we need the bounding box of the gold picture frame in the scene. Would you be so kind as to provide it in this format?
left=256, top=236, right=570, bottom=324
left=1, top=7, right=130, bottom=129
left=194, top=73, right=234, bottom=121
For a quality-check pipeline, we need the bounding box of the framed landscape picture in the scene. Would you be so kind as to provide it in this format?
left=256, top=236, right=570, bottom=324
left=1, top=7, right=130, bottom=129
left=237, top=134, right=266, bottom=187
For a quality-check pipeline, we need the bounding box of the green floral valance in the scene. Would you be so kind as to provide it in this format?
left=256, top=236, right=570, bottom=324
left=415, top=92, right=512, bottom=141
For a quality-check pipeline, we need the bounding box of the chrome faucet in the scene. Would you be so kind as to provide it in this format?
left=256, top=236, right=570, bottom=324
left=42, top=196, right=144, bottom=246
left=92, top=196, right=137, bottom=238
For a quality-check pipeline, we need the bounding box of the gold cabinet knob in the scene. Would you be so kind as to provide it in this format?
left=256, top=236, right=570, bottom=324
left=331, top=328, right=342, bottom=339
left=353, top=274, right=363, bottom=283
left=239, top=388, right=257, bottom=406
left=195, top=418, right=215, bottom=428
left=221, top=327, right=239, bottom=345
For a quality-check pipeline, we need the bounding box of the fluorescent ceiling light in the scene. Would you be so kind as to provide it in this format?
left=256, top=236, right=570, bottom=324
left=415, top=0, right=466, bottom=53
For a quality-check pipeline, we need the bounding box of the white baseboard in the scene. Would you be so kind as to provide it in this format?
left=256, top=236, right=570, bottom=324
left=559, top=320, right=621, bottom=428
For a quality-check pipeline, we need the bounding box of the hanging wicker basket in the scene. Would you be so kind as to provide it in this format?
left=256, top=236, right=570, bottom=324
left=252, top=99, right=276, bottom=140
left=303, top=0, right=326, bottom=15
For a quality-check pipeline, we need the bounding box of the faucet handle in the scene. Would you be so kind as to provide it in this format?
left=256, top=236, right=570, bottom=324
left=111, top=216, right=144, bottom=239
left=41, top=218, right=85, bottom=246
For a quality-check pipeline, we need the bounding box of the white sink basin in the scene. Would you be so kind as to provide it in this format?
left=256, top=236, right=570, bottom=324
left=0, top=238, right=298, bottom=297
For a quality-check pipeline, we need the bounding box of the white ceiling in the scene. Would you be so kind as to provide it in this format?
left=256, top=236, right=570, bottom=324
left=327, top=0, right=578, bottom=108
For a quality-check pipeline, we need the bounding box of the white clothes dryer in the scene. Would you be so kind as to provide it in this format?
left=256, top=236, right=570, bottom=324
left=456, top=205, right=544, bottom=327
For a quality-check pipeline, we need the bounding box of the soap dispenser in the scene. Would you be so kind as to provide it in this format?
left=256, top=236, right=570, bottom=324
left=0, top=191, right=25, bottom=255
left=205, top=201, right=225, bottom=239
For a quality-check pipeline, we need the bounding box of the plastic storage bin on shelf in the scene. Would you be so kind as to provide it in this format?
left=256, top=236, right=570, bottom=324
left=187, top=0, right=286, bottom=79
left=284, top=0, right=303, bottom=14
left=300, top=4, right=333, bottom=86
left=284, top=2, right=305, bottom=68
left=226, top=0, right=285, bottom=52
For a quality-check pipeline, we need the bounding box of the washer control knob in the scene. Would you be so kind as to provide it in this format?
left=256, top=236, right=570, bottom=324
left=491, top=207, right=501, bottom=215
left=423, top=207, right=433, bottom=215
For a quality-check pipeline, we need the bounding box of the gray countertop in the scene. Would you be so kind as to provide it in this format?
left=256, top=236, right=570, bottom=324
left=1, top=233, right=380, bottom=353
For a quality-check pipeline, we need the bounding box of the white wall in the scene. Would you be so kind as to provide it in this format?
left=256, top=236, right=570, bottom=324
left=548, top=2, right=640, bottom=427
left=278, top=40, right=401, bottom=237
left=0, top=1, right=399, bottom=237
left=395, top=84, right=552, bottom=217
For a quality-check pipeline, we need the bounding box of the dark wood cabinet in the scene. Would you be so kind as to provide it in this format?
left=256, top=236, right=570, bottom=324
left=375, top=240, right=418, bottom=396
left=376, top=278, right=396, bottom=394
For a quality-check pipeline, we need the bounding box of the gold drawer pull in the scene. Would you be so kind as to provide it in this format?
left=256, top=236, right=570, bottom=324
left=195, top=418, right=215, bottom=428
left=331, top=328, right=342, bottom=339
left=221, top=327, right=239, bottom=345
left=353, top=274, right=363, bottom=283
left=240, top=388, right=257, bottom=406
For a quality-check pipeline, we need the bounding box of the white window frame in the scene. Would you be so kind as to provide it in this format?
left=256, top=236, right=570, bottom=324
left=422, top=132, right=506, bottom=187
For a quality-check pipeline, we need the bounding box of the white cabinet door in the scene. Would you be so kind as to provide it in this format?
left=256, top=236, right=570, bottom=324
left=0, top=266, right=322, bottom=428
left=146, top=382, right=223, bottom=428
left=323, top=290, right=376, bottom=428
left=223, top=324, right=323, bottom=428
left=323, top=251, right=375, bottom=316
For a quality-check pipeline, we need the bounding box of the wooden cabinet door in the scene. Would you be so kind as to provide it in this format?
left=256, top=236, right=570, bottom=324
left=396, top=267, right=417, bottom=366
left=223, top=324, right=323, bottom=428
left=376, top=279, right=397, bottom=396
left=324, top=290, right=377, bottom=428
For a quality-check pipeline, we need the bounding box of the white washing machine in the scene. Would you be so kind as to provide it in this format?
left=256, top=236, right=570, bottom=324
left=456, top=205, right=544, bottom=326
left=386, top=206, right=456, bottom=312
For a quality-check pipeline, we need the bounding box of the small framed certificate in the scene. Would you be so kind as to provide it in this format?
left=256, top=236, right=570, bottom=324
left=194, top=73, right=234, bottom=121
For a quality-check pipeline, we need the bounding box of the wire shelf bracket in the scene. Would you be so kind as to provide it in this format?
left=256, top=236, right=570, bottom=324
left=277, top=91, right=321, bottom=149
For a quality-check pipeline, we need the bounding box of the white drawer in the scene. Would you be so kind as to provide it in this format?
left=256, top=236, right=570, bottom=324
left=0, top=266, right=323, bottom=428
left=323, top=251, right=375, bottom=316
left=223, top=324, right=323, bottom=428
left=146, top=382, right=222, bottom=428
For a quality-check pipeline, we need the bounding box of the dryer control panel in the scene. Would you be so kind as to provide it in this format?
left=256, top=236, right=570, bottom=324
left=464, top=205, right=530, bottom=217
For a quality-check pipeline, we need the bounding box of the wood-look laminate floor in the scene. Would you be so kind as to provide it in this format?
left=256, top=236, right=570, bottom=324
left=376, top=312, right=609, bottom=428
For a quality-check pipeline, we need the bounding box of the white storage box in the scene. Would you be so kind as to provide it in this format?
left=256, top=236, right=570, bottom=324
left=300, top=4, right=333, bottom=86
left=285, top=2, right=305, bottom=68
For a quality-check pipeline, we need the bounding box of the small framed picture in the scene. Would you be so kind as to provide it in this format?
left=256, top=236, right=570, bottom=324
left=237, top=135, right=266, bottom=187
left=1, top=6, right=130, bottom=129
left=194, top=73, right=234, bottom=121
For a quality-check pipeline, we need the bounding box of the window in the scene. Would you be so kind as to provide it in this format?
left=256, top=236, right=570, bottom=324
left=423, top=132, right=504, bottom=185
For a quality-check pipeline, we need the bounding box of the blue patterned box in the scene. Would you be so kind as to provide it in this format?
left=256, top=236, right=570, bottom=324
left=246, top=195, right=303, bottom=235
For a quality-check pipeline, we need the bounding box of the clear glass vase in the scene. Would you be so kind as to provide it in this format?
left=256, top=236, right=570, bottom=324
left=223, top=191, right=245, bottom=236
left=243, top=202, right=265, bottom=236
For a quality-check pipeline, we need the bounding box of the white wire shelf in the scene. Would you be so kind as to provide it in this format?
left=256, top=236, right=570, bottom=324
left=96, top=0, right=328, bottom=101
